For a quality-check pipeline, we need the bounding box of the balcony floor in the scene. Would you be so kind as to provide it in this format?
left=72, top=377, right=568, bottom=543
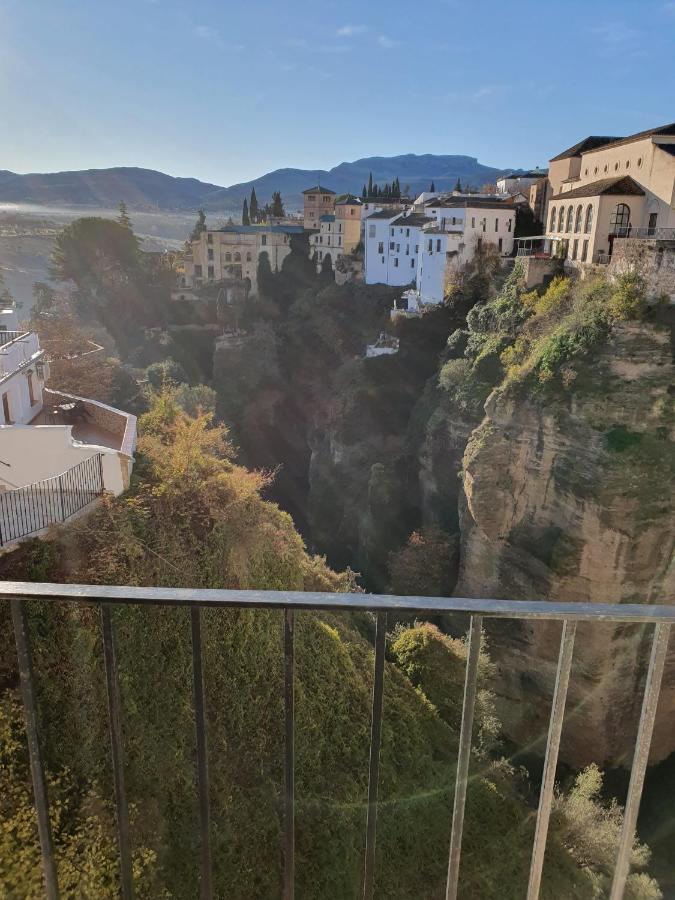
left=29, top=410, right=122, bottom=451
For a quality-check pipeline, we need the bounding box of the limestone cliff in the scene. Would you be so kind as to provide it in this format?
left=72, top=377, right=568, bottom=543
left=456, top=320, right=675, bottom=765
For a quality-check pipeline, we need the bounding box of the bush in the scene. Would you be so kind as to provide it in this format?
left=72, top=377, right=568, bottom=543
left=607, top=272, right=647, bottom=321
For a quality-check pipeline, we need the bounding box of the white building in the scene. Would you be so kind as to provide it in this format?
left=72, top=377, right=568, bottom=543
left=364, top=211, right=431, bottom=287
left=0, top=319, right=136, bottom=546
left=366, top=196, right=516, bottom=308
left=496, top=169, right=548, bottom=196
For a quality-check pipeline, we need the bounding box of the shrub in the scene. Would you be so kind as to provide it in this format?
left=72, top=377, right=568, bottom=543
left=607, top=272, right=647, bottom=321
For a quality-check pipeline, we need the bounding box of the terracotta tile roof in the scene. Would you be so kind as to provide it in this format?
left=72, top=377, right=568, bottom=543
left=551, top=175, right=646, bottom=201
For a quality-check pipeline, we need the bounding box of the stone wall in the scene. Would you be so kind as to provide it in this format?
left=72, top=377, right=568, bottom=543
left=609, top=239, right=675, bottom=300
left=518, top=255, right=564, bottom=289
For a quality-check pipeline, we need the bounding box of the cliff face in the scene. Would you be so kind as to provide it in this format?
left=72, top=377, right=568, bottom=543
left=456, top=321, right=675, bottom=765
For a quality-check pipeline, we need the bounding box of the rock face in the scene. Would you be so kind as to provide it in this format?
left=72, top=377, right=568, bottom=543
left=456, top=321, right=675, bottom=765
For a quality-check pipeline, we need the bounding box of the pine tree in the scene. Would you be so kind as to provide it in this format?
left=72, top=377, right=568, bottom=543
left=367, top=172, right=373, bottom=197
left=190, top=209, right=207, bottom=242
left=362, top=185, right=367, bottom=199
left=454, top=178, right=462, bottom=192
left=271, top=191, right=284, bottom=218
left=430, top=181, right=435, bottom=192
left=250, top=187, right=259, bottom=224
left=242, top=198, right=250, bottom=226
left=117, top=201, right=132, bottom=230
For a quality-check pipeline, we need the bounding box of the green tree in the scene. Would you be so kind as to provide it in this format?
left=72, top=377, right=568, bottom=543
left=367, top=171, right=373, bottom=196
left=454, top=178, right=462, bottom=192
left=389, top=528, right=459, bottom=597
left=31, top=282, right=57, bottom=315
left=362, top=184, right=367, bottom=199
left=430, top=181, right=435, bottom=192
left=190, top=209, right=207, bottom=242
left=242, top=197, right=250, bottom=226
left=146, top=358, right=187, bottom=390
left=0, top=267, right=14, bottom=306
left=249, top=187, right=259, bottom=223
left=271, top=191, right=285, bottom=218
left=117, top=200, right=132, bottom=230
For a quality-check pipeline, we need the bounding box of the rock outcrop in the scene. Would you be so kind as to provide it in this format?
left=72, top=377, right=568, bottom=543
left=456, top=321, right=675, bottom=765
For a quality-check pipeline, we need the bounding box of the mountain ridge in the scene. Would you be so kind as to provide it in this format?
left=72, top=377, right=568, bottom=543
left=0, top=154, right=513, bottom=213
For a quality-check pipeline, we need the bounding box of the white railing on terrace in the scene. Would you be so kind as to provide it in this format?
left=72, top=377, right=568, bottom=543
left=0, top=331, right=41, bottom=379
left=2, top=581, right=672, bottom=900
left=613, top=226, right=675, bottom=241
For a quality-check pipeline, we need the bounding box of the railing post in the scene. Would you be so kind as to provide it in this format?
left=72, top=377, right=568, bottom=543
left=101, top=604, right=134, bottom=900
left=190, top=607, right=213, bottom=900
left=445, top=614, right=482, bottom=900
left=284, top=608, right=295, bottom=900
left=609, top=622, right=671, bottom=900
left=526, top=620, right=577, bottom=900
left=11, top=597, right=60, bottom=900
left=97, top=453, right=105, bottom=493
left=57, top=474, right=66, bottom=522
left=363, top=611, right=386, bottom=900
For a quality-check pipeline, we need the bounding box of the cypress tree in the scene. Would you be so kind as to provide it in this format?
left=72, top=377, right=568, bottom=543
left=454, top=178, right=462, bottom=192
left=430, top=181, right=435, bottom=192
left=362, top=185, right=367, bottom=199
left=190, top=209, right=207, bottom=241
left=272, top=191, right=284, bottom=218
left=367, top=172, right=373, bottom=197
left=117, top=200, right=132, bottom=230
left=242, top=198, right=250, bottom=226
left=250, top=187, right=259, bottom=223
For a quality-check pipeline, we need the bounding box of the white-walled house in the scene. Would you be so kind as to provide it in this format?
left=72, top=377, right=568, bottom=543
left=367, top=196, right=516, bottom=308
left=364, top=210, right=431, bottom=287
left=0, top=321, right=136, bottom=546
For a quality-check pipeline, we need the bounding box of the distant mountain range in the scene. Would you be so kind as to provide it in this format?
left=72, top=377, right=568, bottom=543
left=0, top=154, right=513, bottom=213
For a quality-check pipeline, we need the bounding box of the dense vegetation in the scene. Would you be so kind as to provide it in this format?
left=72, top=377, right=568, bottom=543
left=0, top=396, right=661, bottom=898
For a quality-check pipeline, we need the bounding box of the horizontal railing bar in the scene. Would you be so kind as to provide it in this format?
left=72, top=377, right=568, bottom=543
left=1, top=582, right=674, bottom=622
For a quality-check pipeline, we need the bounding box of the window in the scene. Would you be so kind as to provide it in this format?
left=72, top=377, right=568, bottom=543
left=381, top=256, right=385, bottom=263
left=574, top=205, right=583, bottom=233
left=572, top=239, right=578, bottom=260
left=246, top=252, right=252, bottom=262
left=378, top=242, right=384, bottom=254
left=395, top=243, right=399, bottom=252
left=225, top=252, right=232, bottom=262
left=507, top=218, right=512, bottom=233
left=471, top=217, right=476, bottom=228
left=194, top=264, right=202, bottom=276
left=581, top=239, right=588, bottom=262
left=481, top=219, right=486, bottom=233
left=323, top=196, right=331, bottom=203
left=261, top=235, right=267, bottom=246
left=614, top=162, right=619, bottom=171
left=604, top=164, right=608, bottom=173
left=637, top=157, right=643, bottom=167
left=550, top=207, right=556, bottom=231
left=390, top=228, right=395, bottom=237
left=565, top=206, right=574, bottom=232
left=234, top=252, right=241, bottom=262
left=2, top=392, right=10, bottom=424
left=338, top=236, right=342, bottom=245
left=390, top=242, right=395, bottom=250
left=436, top=239, right=441, bottom=252
left=394, top=258, right=399, bottom=267
left=594, top=166, right=598, bottom=175
left=428, top=239, right=433, bottom=252
left=415, top=245, right=419, bottom=254
left=27, top=372, right=35, bottom=406
left=584, top=168, right=588, bottom=176
left=207, top=233, right=213, bottom=243
left=207, top=248, right=214, bottom=260
left=339, top=224, right=342, bottom=232
left=410, top=258, right=415, bottom=267
left=495, top=218, right=499, bottom=232
left=307, top=195, right=315, bottom=201
left=498, top=238, right=503, bottom=253
left=626, top=160, right=630, bottom=169
left=369, top=224, right=376, bottom=238
left=406, top=228, right=410, bottom=237
left=648, top=212, right=658, bottom=236
left=207, top=265, right=214, bottom=279
left=610, top=203, right=631, bottom=236
left=406, top=244, right=409, bottom=255
left=584, top=204, right=593, bottom=234
left=558, top=207, right=565, bottom=231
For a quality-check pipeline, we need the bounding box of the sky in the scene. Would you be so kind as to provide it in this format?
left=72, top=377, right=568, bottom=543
left=1, top=0, right=674, bottom=187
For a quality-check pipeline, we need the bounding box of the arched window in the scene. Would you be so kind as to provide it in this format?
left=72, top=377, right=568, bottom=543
left=566, top=206, right=574, bottom=232
left=574, top=205, right=583, bottom=233
left=549, top=206, right=556, bottom=231
left=234, top=252, right=241, bottom=262
left=225, top=252, right=232, bottom=262
left=246, top=252, right=252, bottom=262
left=584, top=204, right=593, bottom=234
left=610, top=203, right=630, bottom=236
left=558, top=206, right=565, bottom=232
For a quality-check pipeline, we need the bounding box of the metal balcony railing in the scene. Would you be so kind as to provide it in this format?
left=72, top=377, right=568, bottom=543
left=2, top=583, right=673, bottom=900
left=613, top=226, right=675, bottom=241
left=0, top=453, right=104, bottom=546
left=0, top=330, right=29, bottom=348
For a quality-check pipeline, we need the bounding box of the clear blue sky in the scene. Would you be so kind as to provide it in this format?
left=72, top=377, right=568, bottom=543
left=2, top=0, right=674, bottom=186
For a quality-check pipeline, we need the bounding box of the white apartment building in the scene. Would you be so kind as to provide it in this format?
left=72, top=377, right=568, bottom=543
left=366, top=197, right=516, bottom=308
left=364, top=211, right=431, bottom=287
left=496, top=169, right=548, bottom=196
left=0, top=316, right=136, bottom=546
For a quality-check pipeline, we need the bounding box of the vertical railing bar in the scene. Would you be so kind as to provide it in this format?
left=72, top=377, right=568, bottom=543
left=362, top=610, right=387, bottom=900
left=190, top=606, right=213, bottom=900
left=101, top=604, right=134, bottom=900
left=526, top=619, right=577, bottom=900
left=609, top=622, right=671, bottom=900
left=283, top=608, right=295, bottom=900
left=10, top=597, right=60, bottom=900
left=445, top=614, right=483, bottom=900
